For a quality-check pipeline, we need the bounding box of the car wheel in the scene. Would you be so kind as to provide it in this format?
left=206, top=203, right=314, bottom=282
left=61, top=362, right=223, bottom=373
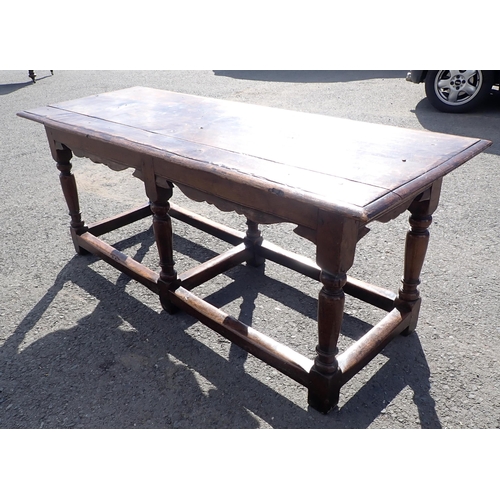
left=424, top=70, right=494, bottom=113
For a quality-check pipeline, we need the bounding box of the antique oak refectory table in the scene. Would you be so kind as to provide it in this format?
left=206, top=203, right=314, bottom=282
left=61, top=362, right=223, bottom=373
left=18, top=87, right=491, bottom=413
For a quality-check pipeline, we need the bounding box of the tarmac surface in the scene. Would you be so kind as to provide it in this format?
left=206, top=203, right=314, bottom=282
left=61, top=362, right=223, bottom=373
left=1, top=70, right=499, bottom=429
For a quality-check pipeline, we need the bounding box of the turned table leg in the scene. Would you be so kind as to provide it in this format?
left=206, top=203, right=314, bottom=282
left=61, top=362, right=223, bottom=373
left=55, top=147, right=87, bottom=254
left=244, top=219, right=265, bottom=267
left=398, top=180, right=442, bottom=335
left=150, top=185, right=179, bottom=314
left=308, top=271, right=346, bottom=413
left=308, top=214, right=359, bottom=413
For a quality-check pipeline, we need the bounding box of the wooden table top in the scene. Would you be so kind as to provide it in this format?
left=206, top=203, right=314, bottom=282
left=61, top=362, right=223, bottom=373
left=19, top=86, right=491, bottom=223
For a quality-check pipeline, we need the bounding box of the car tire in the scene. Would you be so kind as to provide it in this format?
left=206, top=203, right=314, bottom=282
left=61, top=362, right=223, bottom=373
left=424, top=70, right=494, bottom=113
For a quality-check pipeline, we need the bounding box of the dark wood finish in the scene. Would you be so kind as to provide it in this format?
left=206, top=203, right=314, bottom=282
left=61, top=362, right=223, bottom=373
left=337, top=307, right=412, bottom=384
left=87, top=203, right=152, bottom=237
left=244, top=220, right=265, bottom=267
left=18, top=87, right=491, bottom=413
left=169, top=203, right=245, bottom=246
left=178, top=244, right=251, bottom=291
left=78, top=232, right=160, bottom=294
left=150, top=185, right=179, bottom=314
left=170, top=286, right=314, bottom=387
left=54, top=147, right=87, bottom=254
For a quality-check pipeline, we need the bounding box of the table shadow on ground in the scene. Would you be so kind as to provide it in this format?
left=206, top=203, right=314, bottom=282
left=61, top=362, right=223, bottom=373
left=0, top=227, right=440, bottom=428
left=0, top=81, right=32, bottom=95
left=412, top=91, right=500, bottom=156
left=213, top=70, right=406, bottom=83
left=0, top=73, right=54, bottom=95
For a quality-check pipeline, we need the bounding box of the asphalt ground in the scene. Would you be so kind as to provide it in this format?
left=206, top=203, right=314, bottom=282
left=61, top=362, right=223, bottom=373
left=1, top=70, right=499, bottom=430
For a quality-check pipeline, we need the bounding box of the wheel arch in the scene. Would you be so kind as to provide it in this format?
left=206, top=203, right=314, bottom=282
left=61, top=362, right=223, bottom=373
left=418, top=70, right=428, bottom=83
left=424, top=69, right=499, bottom=84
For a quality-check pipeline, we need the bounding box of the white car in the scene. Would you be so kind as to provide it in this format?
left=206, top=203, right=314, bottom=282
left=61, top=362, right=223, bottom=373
left=406, top=70, right=499, bottom=113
